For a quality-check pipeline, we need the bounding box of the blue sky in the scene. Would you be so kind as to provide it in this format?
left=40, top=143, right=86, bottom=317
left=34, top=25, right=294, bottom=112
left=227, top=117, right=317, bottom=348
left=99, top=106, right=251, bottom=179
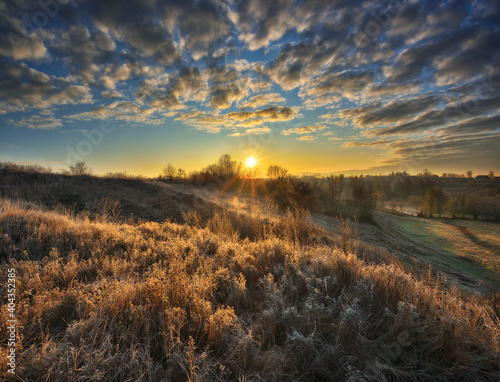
left=0, top=0, right=499, bottom=176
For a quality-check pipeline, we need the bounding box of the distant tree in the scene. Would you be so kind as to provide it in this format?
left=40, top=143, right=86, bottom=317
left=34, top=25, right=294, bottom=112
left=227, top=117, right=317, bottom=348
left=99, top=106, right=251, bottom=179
left=425, top=188, right=436, bottom=217
left=434, top=186, right=447, bottom=217
left=289, top=178, right=320, bottom=211
left=337, top=174, right=346, bottom=203
left=466, top=170, right=473, bottom=179
left=351, top=181, right=377, bottom=220
left=466, top=195, right=480, bottom=220
left=266, top=165, right=288, bottom=181
left=425, top=186, right=447, bottom=217
left=177, top=169, right=186, bottom=179
left=245, top=165, right=261, bottom=179
left=162, top=163, right=176, bottom=180
left=218, top=154, right=240, bottom=177
left=408, top=195, right=424, bottom=216
left=266, top=165, right=291, bottom=209
left=489, top=170, right=495, bottom=180
left=69, top=160, right=91, bottom=175
left=442, top=173, right=463, bottom=178
left=445, top=197, right=460, bottom=218
left=204, top=163, right=220, bottom=178
left=188, top=170, right=199, bottom=183
left=401, top=177, right=413, bottom=200
left=418, top=169, right=433, bottom=178
left=416, top=170, right=435, bottom=197
left=458, top=193, right=467, bottom=218
left=325, top=175, right=339, bottom=212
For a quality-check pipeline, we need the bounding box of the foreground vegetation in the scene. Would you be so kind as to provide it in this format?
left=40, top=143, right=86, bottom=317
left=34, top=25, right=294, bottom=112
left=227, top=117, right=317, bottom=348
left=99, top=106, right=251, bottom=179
left=0, top=167, right=499, bottom=380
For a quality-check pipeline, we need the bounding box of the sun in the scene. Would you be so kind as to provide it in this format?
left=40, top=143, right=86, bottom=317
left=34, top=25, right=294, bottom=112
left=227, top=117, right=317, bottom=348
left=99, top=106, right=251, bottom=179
left=246, top=156, right=257, bottom=168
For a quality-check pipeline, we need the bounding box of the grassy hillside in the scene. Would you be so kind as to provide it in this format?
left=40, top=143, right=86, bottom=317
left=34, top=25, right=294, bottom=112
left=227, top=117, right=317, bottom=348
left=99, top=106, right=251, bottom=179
left=313, top=211, right=500, bottom=294
left=0, top=170, right=499, bottom=381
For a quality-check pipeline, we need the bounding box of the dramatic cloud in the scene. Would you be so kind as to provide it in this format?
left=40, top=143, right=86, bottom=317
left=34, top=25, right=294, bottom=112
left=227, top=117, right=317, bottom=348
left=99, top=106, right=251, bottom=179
left=0, top=62, right=92, bottom=113
left=1, top=0, right=499, bottom=172
left=339, top=95, right=438, bottom=128
left=68, top=101, right=162, bottom=125
left=0, top=11, right=47, bottom=60
left=176, top=106, right=298, bottom=133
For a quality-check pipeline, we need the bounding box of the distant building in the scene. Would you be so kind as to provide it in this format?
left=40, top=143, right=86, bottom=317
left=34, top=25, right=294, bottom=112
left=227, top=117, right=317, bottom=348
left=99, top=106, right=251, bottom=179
left=475, top=175, right=489, bottom=183
left=475, top=175, right=500, bottom=184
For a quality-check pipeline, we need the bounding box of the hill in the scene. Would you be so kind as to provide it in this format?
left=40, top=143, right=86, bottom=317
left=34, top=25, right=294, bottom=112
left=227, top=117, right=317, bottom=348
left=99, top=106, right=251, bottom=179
left=0, top=169, right=499, bottom=381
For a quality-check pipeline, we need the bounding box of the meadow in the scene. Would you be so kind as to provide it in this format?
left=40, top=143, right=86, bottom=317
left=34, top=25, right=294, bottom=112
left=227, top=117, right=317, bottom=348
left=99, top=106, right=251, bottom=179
left=0, top=164, right=499, bottom=381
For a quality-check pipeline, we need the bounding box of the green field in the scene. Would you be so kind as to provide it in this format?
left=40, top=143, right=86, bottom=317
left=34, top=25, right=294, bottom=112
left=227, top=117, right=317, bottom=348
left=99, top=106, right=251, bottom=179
left=370, top=213, right=499, bottom=291
left=314, top=211, right=500, bottom=293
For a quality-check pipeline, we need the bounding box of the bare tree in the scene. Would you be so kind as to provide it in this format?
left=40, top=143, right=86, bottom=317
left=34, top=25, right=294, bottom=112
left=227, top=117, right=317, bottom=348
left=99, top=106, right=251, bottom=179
left=408, top=195, right=424, bottom=216
left=351, top=181, right=377, bottom=220
left=69, top=160, right=91, bottom=175
left=289, top=178, right=320, bottom=211
left=325, top=175, right=340, bottom=213
left=267, top=165, right=288, bottom=181
left=162, top=163, right=176, bottom=180
left=218, top=154, right=240, bottom=177
left=337, top=174, right=346, bottom=203
left=245, top=165, right=261, bottom=179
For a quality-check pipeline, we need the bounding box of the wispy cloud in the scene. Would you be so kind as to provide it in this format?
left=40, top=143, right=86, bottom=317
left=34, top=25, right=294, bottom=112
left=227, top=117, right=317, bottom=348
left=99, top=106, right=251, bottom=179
left=282, top=125, right=328, bottom=135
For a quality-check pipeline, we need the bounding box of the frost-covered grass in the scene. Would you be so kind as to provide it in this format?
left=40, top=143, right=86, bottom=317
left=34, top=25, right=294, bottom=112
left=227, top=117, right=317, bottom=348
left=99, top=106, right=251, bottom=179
left=0, top=196, right=499, bottom=381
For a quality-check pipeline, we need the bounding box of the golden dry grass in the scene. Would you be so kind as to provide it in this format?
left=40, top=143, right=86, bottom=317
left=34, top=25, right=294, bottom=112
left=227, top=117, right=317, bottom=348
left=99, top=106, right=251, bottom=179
left=0, top=195, right=499, bottom=381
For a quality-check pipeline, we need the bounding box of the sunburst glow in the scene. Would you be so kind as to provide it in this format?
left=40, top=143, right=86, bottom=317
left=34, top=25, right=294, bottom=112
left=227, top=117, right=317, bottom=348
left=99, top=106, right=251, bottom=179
left=246, top=157, right=257, bottom=168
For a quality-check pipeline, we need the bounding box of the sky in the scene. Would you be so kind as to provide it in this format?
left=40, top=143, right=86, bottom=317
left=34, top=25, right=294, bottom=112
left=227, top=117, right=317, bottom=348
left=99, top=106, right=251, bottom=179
left=0, top=0, right=499, bottom=177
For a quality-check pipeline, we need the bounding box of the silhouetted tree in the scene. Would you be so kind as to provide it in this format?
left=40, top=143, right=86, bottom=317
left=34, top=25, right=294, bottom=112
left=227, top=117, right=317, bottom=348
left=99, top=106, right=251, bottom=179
left=245, top=165, right=261, bottom=179
left=69, top=160, right=91, bottom=175
left=162, top=163, right=176, bottom=180
left=289, top=178, right=320, bottom=211
left=266, top=165, right=291, bottom=209
left=325, top=175, right=340, bottom=212
left=218, top=154, right=240, bottom=177
left=351, top=181, right=377, bottom=221
left=337, top=174, right=346, bottom=203
left=266, top=165, right=288, bottom=181
left=177, top=169, right=186, bottom=179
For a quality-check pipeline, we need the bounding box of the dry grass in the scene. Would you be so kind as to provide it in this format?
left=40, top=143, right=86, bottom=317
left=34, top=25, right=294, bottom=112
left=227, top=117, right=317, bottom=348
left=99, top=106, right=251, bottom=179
left=0, top=176, right=499, bottom=380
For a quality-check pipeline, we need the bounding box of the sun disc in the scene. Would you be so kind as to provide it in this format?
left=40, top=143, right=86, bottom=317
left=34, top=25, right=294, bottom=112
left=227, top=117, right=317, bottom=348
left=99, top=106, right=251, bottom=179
left=246, top=157, right=257, bottom=168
